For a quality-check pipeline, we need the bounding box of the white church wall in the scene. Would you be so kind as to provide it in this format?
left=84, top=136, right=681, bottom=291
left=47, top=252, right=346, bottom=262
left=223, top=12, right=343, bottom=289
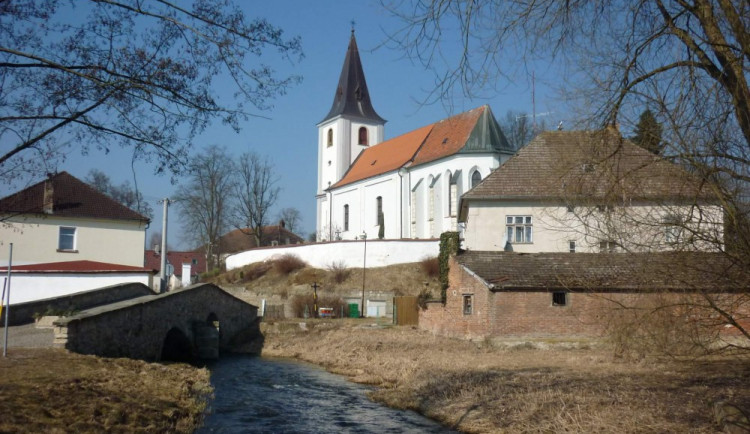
left=329, top=174, right=401, bottom=240
left=225, top=239, right=440, bottom=270
left=407, top=153, right=503, bottom=239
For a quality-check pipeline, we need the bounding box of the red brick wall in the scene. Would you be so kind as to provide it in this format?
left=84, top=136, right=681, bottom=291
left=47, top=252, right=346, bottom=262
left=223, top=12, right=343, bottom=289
left=419, top=257, right=750, bottom=340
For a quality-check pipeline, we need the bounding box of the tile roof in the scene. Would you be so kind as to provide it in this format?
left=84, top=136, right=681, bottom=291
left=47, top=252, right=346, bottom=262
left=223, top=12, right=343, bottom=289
left=333, top=106, right=510, bottom=189
left=0, top=171, right=149, bottom=222
left=0, top=260, right=152, bottom=273
left=462, top=129, right=711, bottom=207
left=457, top=250, right=749, bottom=292
left=211, top=225, right=305, bottom=255
left=144, top=250, right=207, bottom=276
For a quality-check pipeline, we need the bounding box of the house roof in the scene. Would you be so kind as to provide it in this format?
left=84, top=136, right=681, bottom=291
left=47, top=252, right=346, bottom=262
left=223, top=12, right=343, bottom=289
left=0, top=260, right=152, bottom=274
left=320, top=31, right=385, bottom=125
left=332, top=105, right=513, bottom=189
left=460, top=129, right=712, bottom=220
left=212, top=225, right=305, bottom=255
left=457, top=250, right=749, bottom=292
left=144, top=250, right=207, bottom=276
left=0, top=171, right=150, bottom=222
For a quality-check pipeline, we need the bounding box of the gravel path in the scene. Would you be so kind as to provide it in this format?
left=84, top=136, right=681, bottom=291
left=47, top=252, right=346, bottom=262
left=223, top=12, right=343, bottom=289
left=2, top=323, right=54, bottom=348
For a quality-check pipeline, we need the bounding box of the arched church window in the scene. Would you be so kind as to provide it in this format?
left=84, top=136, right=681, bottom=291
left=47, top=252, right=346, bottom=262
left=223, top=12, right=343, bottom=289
left=344, top=204, right=349, bottom=231
left=471, top=170, right=482, bottom=188
left=449, top=176, right=458, bottom=217
left=327, top=128, right=333, bottom=147
left=358, top=127, right=368, bottom=146
left=376, top=196, right=382, bottom=221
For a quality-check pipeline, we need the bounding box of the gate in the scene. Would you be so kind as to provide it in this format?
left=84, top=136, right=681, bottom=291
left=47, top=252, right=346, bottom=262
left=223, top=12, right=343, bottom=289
left=393, top=296, right=419, bottom=326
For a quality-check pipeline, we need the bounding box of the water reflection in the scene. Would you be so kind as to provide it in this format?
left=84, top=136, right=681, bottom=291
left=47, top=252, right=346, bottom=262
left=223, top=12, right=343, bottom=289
left=197, top=355, right=455, bottom=433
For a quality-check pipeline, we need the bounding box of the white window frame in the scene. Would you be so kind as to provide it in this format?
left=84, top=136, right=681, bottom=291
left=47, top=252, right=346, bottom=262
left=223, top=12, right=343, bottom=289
left=463, top=294, right=473, bottom=315
left=58, top=226, right=77, bottom=251
left=506, top=215, right=533, bottom=244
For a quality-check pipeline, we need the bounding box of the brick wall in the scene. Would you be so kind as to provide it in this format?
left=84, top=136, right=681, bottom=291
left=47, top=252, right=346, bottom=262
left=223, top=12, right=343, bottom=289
left=419, top=257, right=749, bottom=340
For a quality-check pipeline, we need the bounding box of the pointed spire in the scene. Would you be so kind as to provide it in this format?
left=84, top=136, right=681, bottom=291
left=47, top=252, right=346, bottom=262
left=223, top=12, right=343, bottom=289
left=320, top=31, right=385, bottom=124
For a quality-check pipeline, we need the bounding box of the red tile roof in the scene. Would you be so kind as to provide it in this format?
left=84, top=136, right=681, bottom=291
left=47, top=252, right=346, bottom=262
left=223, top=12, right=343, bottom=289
left=0, top=260, right=152, bottom=273
left=210, top=225, right=305, bottom=255
left=0, top=171, right=149, bottom=222
left=144, top=250, right=207, bottom=276
left=332, top=106, right=502, bottom=189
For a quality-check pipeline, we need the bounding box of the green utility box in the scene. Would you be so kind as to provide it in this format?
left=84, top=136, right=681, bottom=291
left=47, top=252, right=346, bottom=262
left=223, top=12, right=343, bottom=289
left=348, top=303, right=359, bottom=318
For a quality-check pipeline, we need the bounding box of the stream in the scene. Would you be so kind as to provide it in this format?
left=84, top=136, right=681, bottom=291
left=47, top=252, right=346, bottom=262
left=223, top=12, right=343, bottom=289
left=197, top=355, right=456, bottom=433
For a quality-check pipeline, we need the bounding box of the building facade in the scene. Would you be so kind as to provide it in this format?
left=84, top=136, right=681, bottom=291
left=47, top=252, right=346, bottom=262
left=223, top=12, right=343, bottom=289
left=316, top=32, right=515, bottom=241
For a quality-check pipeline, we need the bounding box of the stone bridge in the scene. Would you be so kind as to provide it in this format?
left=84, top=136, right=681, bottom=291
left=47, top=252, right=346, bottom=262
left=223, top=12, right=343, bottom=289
left=53, top=283, right=259, bottom=361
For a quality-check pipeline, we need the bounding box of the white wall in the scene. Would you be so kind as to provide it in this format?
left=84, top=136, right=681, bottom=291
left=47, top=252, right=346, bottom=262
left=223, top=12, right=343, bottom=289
left=225, top=239, right=439, bottom=270
left=0, top=215, right=147, bottom=267
left=6, top=272, right=153, bottom=305
left=463, top=200, right=725, bottom=253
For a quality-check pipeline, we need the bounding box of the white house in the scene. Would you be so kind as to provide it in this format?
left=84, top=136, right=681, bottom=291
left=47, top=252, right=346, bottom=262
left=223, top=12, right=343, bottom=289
left=0, top=171, right=150, bottom=267
left=0, top=172, right=153, bottom=304
left=316, top=32, right=516, bottom=241
left=459, top=129, right=724, bottom=253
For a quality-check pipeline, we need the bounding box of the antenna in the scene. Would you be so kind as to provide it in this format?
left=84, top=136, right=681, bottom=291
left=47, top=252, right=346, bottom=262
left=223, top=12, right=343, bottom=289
left=532, top=71, right=536, bottom=132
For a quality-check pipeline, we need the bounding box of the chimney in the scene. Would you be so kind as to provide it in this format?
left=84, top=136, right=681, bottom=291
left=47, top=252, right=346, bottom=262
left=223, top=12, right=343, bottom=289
left=43, top=178, right=54, bottom=214
left=154, top=244, right=161, bottom=255
left=279, top=219, right=286, bottom=229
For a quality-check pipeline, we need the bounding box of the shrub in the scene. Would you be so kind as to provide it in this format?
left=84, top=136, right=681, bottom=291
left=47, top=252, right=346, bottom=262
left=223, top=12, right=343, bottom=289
left=272, top=254, right=307, bottom=275
left=327, top=261, right=351, bottom=284
left=420, top=256, right=439, bottom=277
left=290, top=294, right=347, bottom=318
left=240, top=262, right=272, bottom=283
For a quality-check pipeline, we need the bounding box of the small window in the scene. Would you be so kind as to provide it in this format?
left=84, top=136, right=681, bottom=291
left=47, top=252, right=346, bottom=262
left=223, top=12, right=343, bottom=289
left=376, top=196, right=382, bottom=221
left=471, top=170, right=482, bottom=188
left=599, top=240, right=618, bottom=253
left=663, top=214, right=683, bottom=244
left=344, top=204, right=349, bottom=231
left=569, top=240, right=576, bottom=253
left=449, top=176, right=458, bottom=217
left=327, top=128, right=333, bottom=147
left=58, top=227, right=76, bottom=251
left=358, top=127, right=368, bottom=146
left=463, top=294, right=473, bottom=315
left=552, top=292, right=567, bottom=306
left=506, top=215, right=533, bottom=244
left=192, top=258, right=198, bottom=265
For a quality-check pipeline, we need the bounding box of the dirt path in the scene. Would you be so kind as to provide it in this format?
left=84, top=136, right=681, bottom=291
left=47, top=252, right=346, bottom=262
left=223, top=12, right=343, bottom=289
left=261, top=319, right=750, bottom=433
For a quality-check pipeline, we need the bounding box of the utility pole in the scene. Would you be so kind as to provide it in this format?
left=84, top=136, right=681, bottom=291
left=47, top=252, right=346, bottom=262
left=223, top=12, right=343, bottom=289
left=158, top=198, right=171, bottom=293
left=3, top=243, right=12, bottom=357
left=361, top=232, right=367, bottom=318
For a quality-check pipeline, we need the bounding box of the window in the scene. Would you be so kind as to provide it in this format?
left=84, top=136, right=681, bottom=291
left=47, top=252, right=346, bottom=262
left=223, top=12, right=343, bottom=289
left=463, top=294, right=473, bottom=315
left=599, top=240, right=618, bottom=253
left=410, top=190, right=417, bottom=237
left=358, top=127, right=368, bottom=146
left=192, top=258, right=198, bottom=265
left=375, top=196, right=382, bottom=221
left=552, top=292, right=567, bottom=306
left=428, top=185, right=435, bottom=235
left=327, top=128, right=333, bottom=147
left=569, top=240, right=576, bottom=253
left=506, top=216, right=533, bottom=243
left=58, top=226, right=76, bottom=251
left=449, top=176, right=458, bottom=217
left=344, top=204, right=349, bottom=231
left=663, top=214, right=683, bottom=244
left=471, top=170, right=482, bottom=188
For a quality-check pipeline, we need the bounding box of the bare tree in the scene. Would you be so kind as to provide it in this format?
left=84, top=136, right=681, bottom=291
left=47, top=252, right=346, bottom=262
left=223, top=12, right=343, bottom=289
left=499, top=110, right=543, bottom=150
left=174, top=145, right=235, bottom=269
left=278, top=207, right=302, bottom=233
left=386, top=0, right=750, bottom=351
left=85, top=169, right=153, bottom=219
left=0, top=1, right=302, bottom=186
left=233, top=151, right=280, bottom=246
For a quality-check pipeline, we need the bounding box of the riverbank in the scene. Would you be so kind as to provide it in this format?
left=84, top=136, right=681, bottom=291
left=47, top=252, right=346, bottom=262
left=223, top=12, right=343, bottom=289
left=261, top=319, right=750, bottom=433
left=0, top=348, right=211, bottom=432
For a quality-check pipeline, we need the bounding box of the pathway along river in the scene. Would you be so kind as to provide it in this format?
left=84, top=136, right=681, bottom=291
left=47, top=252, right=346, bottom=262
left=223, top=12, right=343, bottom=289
left=197, top=355, right=456, bottom=433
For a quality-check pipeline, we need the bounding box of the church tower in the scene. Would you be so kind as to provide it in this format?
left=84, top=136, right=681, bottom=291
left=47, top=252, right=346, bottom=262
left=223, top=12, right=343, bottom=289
left=316, top=31, right=385, bottom=240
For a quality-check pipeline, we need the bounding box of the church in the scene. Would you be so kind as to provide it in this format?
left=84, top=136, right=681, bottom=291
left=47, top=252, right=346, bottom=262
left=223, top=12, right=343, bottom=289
left=316, top=32, right=516, bottom=241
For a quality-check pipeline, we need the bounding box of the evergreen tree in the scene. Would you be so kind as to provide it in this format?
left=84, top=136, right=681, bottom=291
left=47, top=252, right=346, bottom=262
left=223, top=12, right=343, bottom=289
left=631, top=110, right=664, bottom=155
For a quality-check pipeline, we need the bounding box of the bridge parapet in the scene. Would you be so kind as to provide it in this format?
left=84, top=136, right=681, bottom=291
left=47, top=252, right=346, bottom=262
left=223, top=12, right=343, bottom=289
left=54, top=283, right=259, bottom=361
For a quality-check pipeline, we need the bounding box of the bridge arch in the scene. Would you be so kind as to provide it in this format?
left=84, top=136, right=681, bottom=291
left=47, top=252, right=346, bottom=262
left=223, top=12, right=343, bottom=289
left=161, top=327, right=193, bottom=362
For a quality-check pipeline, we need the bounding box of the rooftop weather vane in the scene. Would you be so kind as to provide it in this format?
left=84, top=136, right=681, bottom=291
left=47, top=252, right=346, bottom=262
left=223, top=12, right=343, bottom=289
left=351, top=20, right=356, bottom=33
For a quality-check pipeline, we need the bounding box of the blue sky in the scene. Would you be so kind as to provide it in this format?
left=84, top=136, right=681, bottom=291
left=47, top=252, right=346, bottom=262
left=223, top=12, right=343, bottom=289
left=5, top=1, right=567, bottom=249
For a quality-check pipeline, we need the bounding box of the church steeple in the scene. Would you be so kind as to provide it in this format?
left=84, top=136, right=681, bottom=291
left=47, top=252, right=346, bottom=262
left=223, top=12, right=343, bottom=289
left=320, top=31, right=385, bottom=124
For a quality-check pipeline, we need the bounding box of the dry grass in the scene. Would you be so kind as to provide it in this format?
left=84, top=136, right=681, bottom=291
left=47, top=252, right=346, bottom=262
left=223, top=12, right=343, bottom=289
left=420, top=256, right=439, bottom=277
left=327, top=260, right=351, bottom=284
left=0, top=348, right=211, bottom=433
left=271, top=254, right=307, bottom=275
left=261, top=320, right=750, bottom=433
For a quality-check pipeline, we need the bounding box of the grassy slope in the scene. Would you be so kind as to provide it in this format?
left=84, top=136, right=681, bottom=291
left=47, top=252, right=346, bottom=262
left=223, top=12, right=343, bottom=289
left=262, top=319, right=750, bottom=433
left=0, top=349, right=211, bottom=433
